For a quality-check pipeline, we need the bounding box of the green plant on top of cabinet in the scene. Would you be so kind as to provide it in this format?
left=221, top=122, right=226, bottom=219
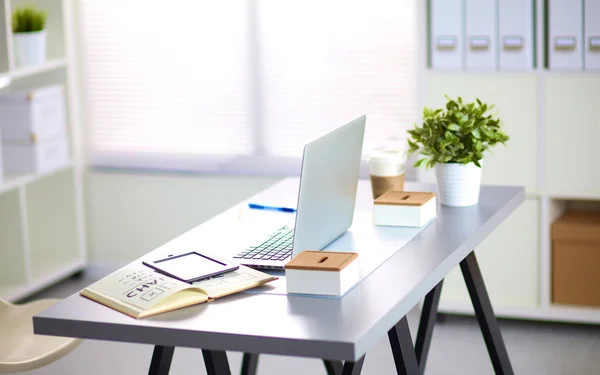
left=407, top=95, right=509, bottom=207
left=12, top=5, right=47, bottom=68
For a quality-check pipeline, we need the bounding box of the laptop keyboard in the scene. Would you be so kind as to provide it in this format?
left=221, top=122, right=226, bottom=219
left=233, top=226, right=294, bottom=261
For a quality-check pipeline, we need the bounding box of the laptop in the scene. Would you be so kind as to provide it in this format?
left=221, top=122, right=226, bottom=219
left=232, top=115, right=366, bottom=269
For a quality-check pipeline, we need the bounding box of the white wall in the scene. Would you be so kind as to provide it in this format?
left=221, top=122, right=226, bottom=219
left=85, top=172, right=279, bottom=265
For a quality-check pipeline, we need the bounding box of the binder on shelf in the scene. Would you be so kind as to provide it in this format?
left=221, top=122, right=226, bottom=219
left=584, top=0, right=600, bottom=70
left=498, top=0, right=534, bottom=69
left=548, top=0, right=583, bottom=69
left=430, top=0, right=463, bottom=69
left=465, top=0, right=497, bottom=70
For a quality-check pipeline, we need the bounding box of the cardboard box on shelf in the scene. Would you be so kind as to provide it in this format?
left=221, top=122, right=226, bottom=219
left=552, top=211, right=600, bottom=307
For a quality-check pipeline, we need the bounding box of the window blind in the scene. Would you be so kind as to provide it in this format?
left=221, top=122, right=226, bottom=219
left=79, top=0, right=418, bottom=174
left=259, top=1, right=417, bottom=158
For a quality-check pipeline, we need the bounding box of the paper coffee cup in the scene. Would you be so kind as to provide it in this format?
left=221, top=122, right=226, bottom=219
left=368, top=149, right=406, bottom=176
left=368, top=149, right=407, bottom=199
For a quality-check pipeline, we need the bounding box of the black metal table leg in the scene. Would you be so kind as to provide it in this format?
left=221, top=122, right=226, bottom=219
left=415, top=280, right=444, bottom=373
left=148, top=345, right=174, bottom=375
left=241, top=353, right=259, bottom=375
left=324, top=360, right=344, bottom=375
left=461, top=251, right=514, bottom=375
left=388, top=316, right=420, bottom=375
left=341, top=355, right=365, bottom=375
left=202, top=350, right=232, bottom=375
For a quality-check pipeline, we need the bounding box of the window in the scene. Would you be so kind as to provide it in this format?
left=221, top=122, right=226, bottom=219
left=79, top=0, right=418, bottom=175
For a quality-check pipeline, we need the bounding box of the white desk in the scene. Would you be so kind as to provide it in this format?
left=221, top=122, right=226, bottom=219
left=34, top=178, right=525, bottom=375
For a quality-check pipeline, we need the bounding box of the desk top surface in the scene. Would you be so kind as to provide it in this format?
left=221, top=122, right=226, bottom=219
left=34, top=178, right=524, bottom=361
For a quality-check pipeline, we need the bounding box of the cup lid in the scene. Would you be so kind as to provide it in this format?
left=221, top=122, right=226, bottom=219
left=367, top=148, right=407, bottom=163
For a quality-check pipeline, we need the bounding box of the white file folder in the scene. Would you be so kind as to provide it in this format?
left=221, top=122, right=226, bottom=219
left=498, top=0, right=534, bottom=69
left=430, top=0, right=463, bottom=69
left=548, top=0, right=583, bottom=69
left=584, top=0, right=600, bottom=70
left=465, top=0, right=497, bottom=70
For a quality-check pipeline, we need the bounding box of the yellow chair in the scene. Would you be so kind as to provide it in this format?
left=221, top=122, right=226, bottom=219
left=0, top=298, right=81, bottom=373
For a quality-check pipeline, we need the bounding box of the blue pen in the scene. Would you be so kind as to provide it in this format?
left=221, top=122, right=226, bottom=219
left=248, top=203, right=297, bottom=213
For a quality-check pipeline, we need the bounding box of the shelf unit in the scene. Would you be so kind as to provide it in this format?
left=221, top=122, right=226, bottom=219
left=418, top=0, right=600, bottom=324
left=8, top=58, right=67, bottom=80
left=0, top=163, right=72, bottom=194
left=0, top=0, right=86, bottom=302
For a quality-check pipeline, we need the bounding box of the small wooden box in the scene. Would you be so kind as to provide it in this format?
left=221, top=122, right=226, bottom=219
left=285, top=251, right=359, bottom=296
left=373, top=191, right=437, bottom=227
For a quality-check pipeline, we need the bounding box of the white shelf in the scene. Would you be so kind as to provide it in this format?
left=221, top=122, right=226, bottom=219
left=0, top=1, right=86, bottom=302
left=426, top=68, right=600, bottom=75
left=0, top=163, right=73, bottom=195
left=8, top=58, right=67, bottom=80
left=439, top=301, right=600, bottom=325
left=544, top=193, right=600, bottom=201
left=0, top=258, right=85, bottom=301
left=419, top=0, right=600, bottom=326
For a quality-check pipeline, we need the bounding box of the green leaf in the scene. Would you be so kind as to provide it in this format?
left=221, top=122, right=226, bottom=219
left=447, top=124, right=460, bottom=131
left=414, top=158, right=426, bottom=168
left=475, top=140, right=483, bottom=151
left=471, top=129, right=481, bottom=139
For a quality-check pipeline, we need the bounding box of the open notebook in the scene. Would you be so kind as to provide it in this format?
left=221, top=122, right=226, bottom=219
left=81, top=264, right=277, bottom=319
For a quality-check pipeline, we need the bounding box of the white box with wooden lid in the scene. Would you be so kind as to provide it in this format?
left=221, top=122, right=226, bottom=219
left=285, top=251, right=359, bottom=296
left=373, top=191, right=437, bottom=227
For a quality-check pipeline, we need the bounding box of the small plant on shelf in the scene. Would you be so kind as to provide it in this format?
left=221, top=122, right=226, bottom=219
left=407, top=95, right=509, bottom=207
left=12, top=6, right=47, bottom=33
left=11, top=6, right=48, bottom=68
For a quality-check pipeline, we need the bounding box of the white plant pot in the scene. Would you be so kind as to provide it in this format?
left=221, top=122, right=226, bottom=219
left=13, top=30, right=46, bottom=68
left=435, top=162, right=482, bottom=207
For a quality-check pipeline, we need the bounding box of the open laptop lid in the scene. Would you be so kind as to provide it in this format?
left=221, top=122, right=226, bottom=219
left=291, top=115, right=366, bottom=258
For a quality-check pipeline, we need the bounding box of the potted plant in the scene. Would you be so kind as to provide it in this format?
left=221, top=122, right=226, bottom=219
left=407, top=95, right=509, bottom=207
left=12, top=6, right=48, bottom=68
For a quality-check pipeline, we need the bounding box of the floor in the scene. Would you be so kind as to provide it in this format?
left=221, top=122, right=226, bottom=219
left=19, top=266, right=600, bottom=375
